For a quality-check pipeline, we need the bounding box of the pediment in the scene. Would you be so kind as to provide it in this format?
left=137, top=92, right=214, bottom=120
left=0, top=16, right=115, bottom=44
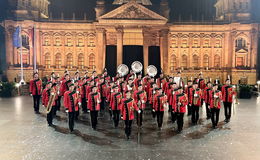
left=98, top=1, right=168, bottom=25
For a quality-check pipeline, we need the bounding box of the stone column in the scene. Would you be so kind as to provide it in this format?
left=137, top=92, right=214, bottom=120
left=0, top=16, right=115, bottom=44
left=116, top=27, right=123, bottom=67
left=5, top=27, right=14, bottom=66
left=96, top=28, right=106, bottom=74
left=159, top=29, right=169, bottom=74
left=250, top=28, right=258, bottom=68
left=143, top=28, right=150, bottom=74
left=230, top=31, right=236, bottom=68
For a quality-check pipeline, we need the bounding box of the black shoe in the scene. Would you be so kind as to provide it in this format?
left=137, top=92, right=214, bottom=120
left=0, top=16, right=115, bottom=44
left=35, top=111, right=40, bottom=114
left=48, top=123, right=53, bottom=127
left=212, top=125, right=216, bottom=129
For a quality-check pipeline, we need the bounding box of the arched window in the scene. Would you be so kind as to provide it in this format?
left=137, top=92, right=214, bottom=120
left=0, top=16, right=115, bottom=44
left=55, top=53, right=62, bottom=69
left=89, top=53, right=95, bottom=69
left=203, top=55, right=209, bottom=68
left=203, top=38, right=210, bottom=48
left=78, top=53, right=84, bottom=69
left=170, top=54, right=177, bottom=71
left=192, top=55, right=199, bottom=68
left=214, top=55, right=221, bottom=68
left=45, top=53, right=51, bottom=69
left=22, top=35, right=30, bottom=49
left=66, top=53, right=73, bottom=69
left=181, top=38, right=188, bottom=48
left=54, top=37, right=61, bottom=46
left=181, top=55, right=188, bottom=68
left=215, top=37, right=222, bottom=48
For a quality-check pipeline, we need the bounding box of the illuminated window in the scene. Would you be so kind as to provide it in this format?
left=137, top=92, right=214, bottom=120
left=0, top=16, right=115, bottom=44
left=66, top=37, right=73, bottom=47
left=55, top=37, right=61, bottom=46
left=78, top=53, right=84, bottom=69
left=170, top=54, right=177, bottom=70
left=66, top=53, right=73, bottom=69
left=214, top=55, right=220, bottom=68
left=203, top=38, right=210, bottom=48
left=215, top=38, right=222, bottom=48
left=55, top=53, right=62, bottom=68
left=192, top=55, right=199, bottom=67
left=236, top=57, right=244, bottom=67
left=78, top=38, right=84, bottom=47
left=193, top=38, right=199, bottom=48
left=181, top=55, right=188, bottom=68
left=203, top=55, right=209, bottom=68
left=45, top=53, right=51, bottom=69
left=182, top=38, right=188, bottom=48
left=89, top=53, right=95, bottom=69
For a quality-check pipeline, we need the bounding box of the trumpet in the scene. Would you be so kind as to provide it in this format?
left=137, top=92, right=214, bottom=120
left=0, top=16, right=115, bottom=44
left=46, top=89, right=57, bottom=114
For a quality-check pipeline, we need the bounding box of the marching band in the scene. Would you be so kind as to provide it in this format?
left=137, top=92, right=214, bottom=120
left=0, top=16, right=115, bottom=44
left=29, top=62, right=238, bottom=140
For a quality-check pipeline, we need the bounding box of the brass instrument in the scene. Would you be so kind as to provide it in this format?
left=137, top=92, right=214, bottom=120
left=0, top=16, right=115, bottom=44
left=117, top=64, right=129, bottom=77
left=131, top=61, right=143, bottom=73
left=46, top=89, right=57, bottom=114
left=147, top=65, right=157, bottom=77
left=193, top=91, right=199, bottom=105
left=213, top=92, right=220, bottom=108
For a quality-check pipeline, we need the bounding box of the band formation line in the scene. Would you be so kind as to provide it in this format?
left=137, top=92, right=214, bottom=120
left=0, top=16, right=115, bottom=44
left=29, top=61, right=237, bottom=140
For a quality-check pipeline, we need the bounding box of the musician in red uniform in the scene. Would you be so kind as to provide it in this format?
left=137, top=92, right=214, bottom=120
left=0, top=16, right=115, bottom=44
left=120, top=90, right=140, bottom=139
left=153, top=88, right=168, bottom=130
left=210, top=84, right=222, bottom=129
left=221, top=79, right=236, bottom=123
left=59, top=74, right=71, bottom=97
left=98, top=78, right=107, bottom=113
left=110, top=86, right=122, bottom=128
left=173, top=87, right=188, bottom=132
left=204, top=82, right=213, bottom=119
left=133, top=85, right=147, bottom=127
left=73, top=80, right=81, bottom=120
left=185, top=80, right=193, bottom=116
left=80, top=77, right=88, bottom=113
left=88, top=86, right=101, bottom=130
left=170, top=87, right=179, bottom=123
left=29, top=72, right=42, bottom=114
left=42, top=82, right=57, bottom=126
left=149, top=84, right=158, bottom=118
left=197, top=73, right=206, bottom=106
left=189, top=82, right=203, bottom=124
left=64, top=84, right=81, bottom=132
left=91, top=71, right=99, bottom=83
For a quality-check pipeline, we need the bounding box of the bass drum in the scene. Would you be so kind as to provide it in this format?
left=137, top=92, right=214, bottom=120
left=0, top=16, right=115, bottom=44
left=147, top=65, right=158, bottom=77
left=117, top=64, right=129, bottom=77
left=131, top=61, right=143, bottom=73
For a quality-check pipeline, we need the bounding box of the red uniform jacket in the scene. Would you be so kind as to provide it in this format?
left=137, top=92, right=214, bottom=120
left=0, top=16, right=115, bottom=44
left=87, top=92, right=101, bottom=111
left=185, top=86, right=193, bottom=105
left=209, top=90, right=222, bottom=109
left=98, top=82, right=107, bottom=98
left=64, top=90, right=80, bottom=112
left=59, top=80, right=72, bottom=96
left=221, top=85, right=236, bottom=103
left=204, top=87, right=212, bottom=104
left=154, top=94, right=167, bottom=111
left=80, top=83, right=88, bottom=99
left=120, top=98, right=139, bottom=120
left=110, top=92, right=122, bottom=110
left=29, top=79, right=42, bottom=95
left=42, top=88, right=57, bottom=107
left=133, top=90, right=147, bottom=110
left=172, top=93, right=188, bottom=113
left=169, top=89, right=178, bottom=106
left=156, top=78, right=166, bottom=89
left=149, top=88, right=156, bottom=104
left=189, top=88, right=203, bottom=106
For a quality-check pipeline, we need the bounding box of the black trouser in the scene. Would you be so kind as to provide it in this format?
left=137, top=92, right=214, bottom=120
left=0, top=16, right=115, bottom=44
left=177, top=113, right=184, bottom=131
left=68, top=112, right=75, bottom=132
left=75, top=110, right=79, bottom=120
left=205, top=103, right=211, bottom=118
left=187, top=104, right=192, bottom=116
left=124, top=120, right=133, bottom=137
left=156, top=111, right=164, bottom=128
left=171, top=107, right=177, bottom=123
left=113, top=110, right=120, bottom=127
left=191, top=105, right=200, bottom=124
left=100, top=97, right=106, bottom=111
left=81, top=97, right=87, bottom=112
left=224, top=102, right=232, bottom=120
left=151, top=104, right=156, bottom=118
left=136, top=109, right=143, bottom=127
left=90, top=111, right=98, bottom=129
left=33, top=95, right=41, bottom=112
left=211, top=108, right=220, bottom=127
left=56, top=96, right=61, bottom=111
left=47, top=106, right=55, bottom=125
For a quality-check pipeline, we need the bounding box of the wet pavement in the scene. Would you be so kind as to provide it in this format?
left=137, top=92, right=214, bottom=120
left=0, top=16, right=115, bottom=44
left=0, top=96, right=260, bottom=160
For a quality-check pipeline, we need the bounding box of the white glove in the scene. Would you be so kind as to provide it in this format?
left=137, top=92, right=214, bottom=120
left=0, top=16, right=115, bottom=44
left=65, top=109, right=69, bottom=113
left=194, top=94, right=198, bottom=97
left=138, top=110, right=141, bottom=114
left=30, top=94, right=32, bottom=96
left=78, top=102, right=82, bottom=106
left=214, top=95, right=218, bottom=98
left=76, top=91, right=80, bottom=94
left=42, top=105, right=45, bottom=108
left=152, top=109, right=155, bottom=112
left=141, top=100, right=145, bottom=104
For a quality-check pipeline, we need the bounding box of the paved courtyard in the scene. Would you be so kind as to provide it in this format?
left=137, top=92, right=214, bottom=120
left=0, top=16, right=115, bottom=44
left=0, top=96, right=260, bottom=160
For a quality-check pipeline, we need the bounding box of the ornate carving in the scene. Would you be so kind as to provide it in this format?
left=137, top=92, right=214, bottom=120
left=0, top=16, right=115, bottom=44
left=110, top=6, right=153, bottom=20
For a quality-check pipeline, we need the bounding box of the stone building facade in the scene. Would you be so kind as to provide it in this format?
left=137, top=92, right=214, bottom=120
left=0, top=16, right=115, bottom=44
left=2, top=0, right=259, bottom=84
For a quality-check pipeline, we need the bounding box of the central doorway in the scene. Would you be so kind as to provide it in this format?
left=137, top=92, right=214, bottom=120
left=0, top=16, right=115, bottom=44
left=123, top=45, right=144, bottom=73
